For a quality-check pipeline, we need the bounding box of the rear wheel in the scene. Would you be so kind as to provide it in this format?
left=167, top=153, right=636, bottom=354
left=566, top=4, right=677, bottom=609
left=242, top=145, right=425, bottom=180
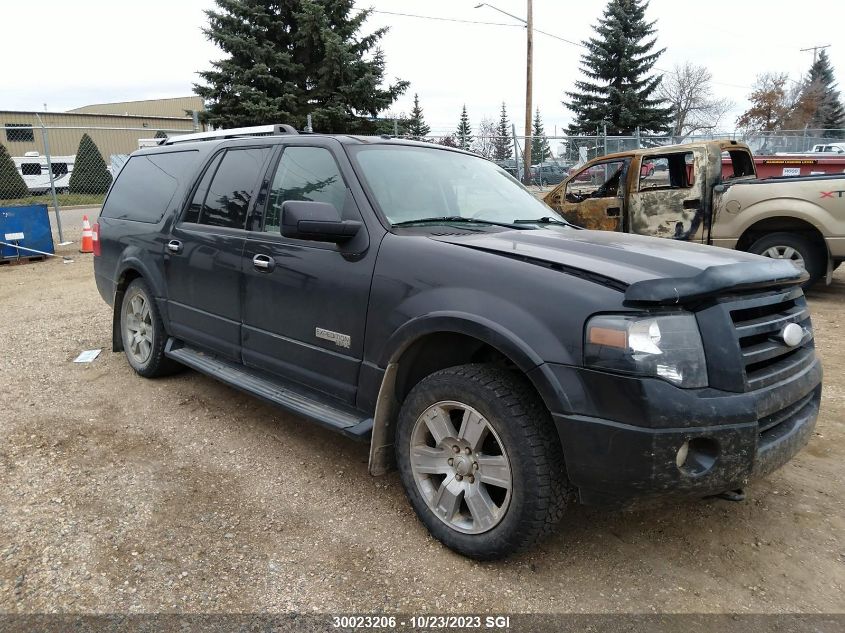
left=395, top=364, right=571, bottom=559
left=120, top=278, right=181, bottom=378
left=749, top=232, right=826, bottom=288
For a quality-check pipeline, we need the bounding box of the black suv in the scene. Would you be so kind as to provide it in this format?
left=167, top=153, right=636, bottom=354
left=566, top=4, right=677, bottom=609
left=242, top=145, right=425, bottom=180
left=94, top=125, right=822, bottom=559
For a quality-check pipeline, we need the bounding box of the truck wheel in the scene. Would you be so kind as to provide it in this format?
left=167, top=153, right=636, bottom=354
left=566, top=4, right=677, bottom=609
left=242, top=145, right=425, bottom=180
left=749, top=232, right=826, bottom=287
left=120, top=278, right=180, bottom=378
left=395, top=364, right=570, bottom=559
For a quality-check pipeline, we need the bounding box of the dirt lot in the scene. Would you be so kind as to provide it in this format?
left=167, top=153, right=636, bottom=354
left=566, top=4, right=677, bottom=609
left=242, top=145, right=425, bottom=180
left=1, top=231, right=843, bottom=615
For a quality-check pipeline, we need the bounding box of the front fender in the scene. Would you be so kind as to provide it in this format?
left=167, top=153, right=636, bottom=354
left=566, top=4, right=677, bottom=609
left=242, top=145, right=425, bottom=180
left=380, top=311, right=546, bottom=373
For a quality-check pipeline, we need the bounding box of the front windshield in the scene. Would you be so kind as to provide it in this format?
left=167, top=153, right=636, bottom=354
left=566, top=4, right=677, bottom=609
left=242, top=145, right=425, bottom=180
left=349, top=144, right=565, bottom=226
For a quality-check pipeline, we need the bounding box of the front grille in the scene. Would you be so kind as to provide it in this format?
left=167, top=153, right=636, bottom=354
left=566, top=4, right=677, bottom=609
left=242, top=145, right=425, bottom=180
left=727, top=286, right=815, bottom=391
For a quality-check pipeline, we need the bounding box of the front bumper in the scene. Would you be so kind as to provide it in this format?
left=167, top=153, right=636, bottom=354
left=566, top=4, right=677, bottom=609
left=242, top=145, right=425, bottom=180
left=539, top=358, right=822, bottom=504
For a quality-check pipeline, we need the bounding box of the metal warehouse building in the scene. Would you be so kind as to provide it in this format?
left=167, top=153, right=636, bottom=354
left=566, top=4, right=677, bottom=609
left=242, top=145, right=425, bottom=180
left=0, top=96, right=205, bottom=159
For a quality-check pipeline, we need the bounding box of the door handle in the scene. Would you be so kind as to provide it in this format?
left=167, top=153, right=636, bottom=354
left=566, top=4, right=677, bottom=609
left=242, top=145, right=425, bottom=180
left=605, top=207, right=621, bottom=217
left=167, top=240, right=182, bottom=253
left=252, top=254, right=275, bottom=272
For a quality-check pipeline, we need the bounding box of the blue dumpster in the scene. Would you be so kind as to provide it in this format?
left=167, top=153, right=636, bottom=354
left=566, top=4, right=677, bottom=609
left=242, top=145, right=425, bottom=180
left=0, top=204, right=54, bottom=261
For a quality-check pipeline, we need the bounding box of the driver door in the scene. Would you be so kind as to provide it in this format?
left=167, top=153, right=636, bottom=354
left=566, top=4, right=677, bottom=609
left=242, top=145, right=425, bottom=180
left=551, top=158, right=630, bottom=231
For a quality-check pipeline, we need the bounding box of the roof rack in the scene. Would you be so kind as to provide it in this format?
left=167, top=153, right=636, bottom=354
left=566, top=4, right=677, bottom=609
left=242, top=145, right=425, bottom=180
left=163, top=123, right=299, bottom=145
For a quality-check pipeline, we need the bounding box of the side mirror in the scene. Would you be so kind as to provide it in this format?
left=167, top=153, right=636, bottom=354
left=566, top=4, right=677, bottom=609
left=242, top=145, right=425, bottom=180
left=281, top=200, right=362, bottom=243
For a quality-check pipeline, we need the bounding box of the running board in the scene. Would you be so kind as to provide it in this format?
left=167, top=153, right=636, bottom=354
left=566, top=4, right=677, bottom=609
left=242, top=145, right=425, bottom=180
left=165, top=339, right=373, bottom=440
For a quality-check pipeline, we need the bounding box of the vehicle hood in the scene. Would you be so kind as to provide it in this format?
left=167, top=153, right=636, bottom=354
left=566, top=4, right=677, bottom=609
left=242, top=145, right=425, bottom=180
left=430, top=228, right=806, bottom=304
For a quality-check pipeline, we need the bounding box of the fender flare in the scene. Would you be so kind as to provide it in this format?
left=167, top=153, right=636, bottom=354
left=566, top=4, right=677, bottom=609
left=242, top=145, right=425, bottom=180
left=378, top=311, right=546, bottom=373
left=110, top=254, right=167, bottom=352
left=368, top=312, right=572, bottom=475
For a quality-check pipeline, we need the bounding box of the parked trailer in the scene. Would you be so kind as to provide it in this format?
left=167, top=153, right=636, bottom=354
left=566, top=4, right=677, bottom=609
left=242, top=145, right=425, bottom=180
left=11, top=152, right=75, bottom=195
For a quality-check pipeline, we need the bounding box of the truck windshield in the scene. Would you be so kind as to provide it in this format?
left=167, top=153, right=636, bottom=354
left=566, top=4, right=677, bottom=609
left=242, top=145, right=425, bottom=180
left=349, top=144, right=566, bottom=227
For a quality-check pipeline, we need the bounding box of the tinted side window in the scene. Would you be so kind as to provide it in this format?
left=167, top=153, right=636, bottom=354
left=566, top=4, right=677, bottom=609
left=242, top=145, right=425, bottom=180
left=21, top=163, right=41, bottom=176
left=183, top=152, right=223, bottom=224
left=101, top=151, right=198, bottom=223
left=265, top=147, right=346, bottom=233
left=198, top=147, right=271, bottom=229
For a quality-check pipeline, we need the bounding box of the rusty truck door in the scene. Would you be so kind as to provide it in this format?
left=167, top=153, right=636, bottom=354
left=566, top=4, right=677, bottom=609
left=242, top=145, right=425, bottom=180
left=546, top=158, right=631, bottom=231
left=627, top=147, right=708, bottom=242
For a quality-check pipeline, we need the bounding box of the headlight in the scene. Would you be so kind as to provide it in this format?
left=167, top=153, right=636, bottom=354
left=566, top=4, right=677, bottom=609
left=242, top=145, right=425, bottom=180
left=584, top=313, right=707, bottom=388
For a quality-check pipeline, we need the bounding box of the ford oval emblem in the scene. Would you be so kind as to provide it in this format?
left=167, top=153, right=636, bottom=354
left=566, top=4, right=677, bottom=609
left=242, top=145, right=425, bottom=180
left=781, top=322, right=804, bottom=347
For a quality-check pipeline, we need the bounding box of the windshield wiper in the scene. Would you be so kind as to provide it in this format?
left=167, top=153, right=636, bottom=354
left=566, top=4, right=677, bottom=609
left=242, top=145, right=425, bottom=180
left=391, top=216, right=529, bottom=229
left=513, top=216, right=570, bottom=226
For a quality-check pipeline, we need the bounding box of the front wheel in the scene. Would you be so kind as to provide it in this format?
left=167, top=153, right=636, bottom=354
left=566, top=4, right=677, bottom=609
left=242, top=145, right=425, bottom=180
left=748, top=232, right=826, bottom=288
left=395, top=364, right=571, bottom=559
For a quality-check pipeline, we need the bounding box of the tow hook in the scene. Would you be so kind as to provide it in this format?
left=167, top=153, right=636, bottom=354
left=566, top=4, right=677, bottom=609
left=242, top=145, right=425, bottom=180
left=712, top=488, right=746, bottom=502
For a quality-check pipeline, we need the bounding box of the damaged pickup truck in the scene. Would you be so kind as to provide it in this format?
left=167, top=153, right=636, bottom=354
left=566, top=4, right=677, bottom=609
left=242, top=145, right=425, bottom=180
left=94, top=127, right=821, bottom=559
left=544, top=140, right=845, bottom=286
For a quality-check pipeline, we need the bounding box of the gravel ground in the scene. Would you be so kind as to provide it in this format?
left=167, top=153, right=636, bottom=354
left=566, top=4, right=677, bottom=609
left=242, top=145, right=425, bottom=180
left=0, top=227, right=843, bottom=615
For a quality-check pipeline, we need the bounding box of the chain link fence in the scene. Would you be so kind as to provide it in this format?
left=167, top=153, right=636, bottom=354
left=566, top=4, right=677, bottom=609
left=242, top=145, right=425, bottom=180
left=0, top=122, right=198, bottom=243
left=3, top=123, right=843, bottom=234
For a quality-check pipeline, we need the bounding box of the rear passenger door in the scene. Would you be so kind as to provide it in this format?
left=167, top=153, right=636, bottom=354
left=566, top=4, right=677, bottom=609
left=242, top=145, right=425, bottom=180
left=241, top=141, right=377, bottom=406
left=165, top=145, right=273, bottom=360
left=627, top=148, right=708, bottom=242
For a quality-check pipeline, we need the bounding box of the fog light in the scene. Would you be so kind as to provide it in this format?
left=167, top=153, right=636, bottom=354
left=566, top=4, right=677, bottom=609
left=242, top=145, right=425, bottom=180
left=676, top=441, right=690, bottom=469
left=676, top=438, right=719, bottom=476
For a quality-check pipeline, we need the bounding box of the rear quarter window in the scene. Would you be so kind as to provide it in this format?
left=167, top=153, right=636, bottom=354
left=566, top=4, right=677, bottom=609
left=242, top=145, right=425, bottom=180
left=101, top=150, right=198, bottom=223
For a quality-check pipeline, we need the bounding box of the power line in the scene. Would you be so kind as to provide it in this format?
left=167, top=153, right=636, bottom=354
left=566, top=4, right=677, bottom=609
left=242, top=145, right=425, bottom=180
left=364, top=9, right=522, bottom=28
left=800, top=44, right=831, bottom=64
left=359, top=6, right=753, bottom=91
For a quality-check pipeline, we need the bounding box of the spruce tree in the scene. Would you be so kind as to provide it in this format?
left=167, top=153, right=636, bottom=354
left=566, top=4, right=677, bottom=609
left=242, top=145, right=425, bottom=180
left=69, top=134, right=112, bottom=195
left=0, top=144, right=29, bottom=200
left=493, top=102, right=513, bottom=160
left=804, top=50, right=845, bottom=136
left=531, top=108, right=552, bottom=164
left=564, top=0, right=672, bottom=135
left=194, top=0, right=409, bottom=132
left=406, top=94, right=431, bottom=140
left=456, top=105, right=473, bottom=151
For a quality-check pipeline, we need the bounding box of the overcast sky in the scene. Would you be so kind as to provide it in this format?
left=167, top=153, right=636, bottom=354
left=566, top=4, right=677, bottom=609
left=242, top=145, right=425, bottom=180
left=4, top=0, right=844, bottom=136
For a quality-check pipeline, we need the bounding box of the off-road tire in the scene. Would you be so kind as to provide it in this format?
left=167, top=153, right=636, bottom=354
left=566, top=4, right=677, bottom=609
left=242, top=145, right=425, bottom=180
left=395, top=364, right=572, bottom=559
left=120, top=278, right=181, bottom=378
left=749, top=232, right=826, bottom=288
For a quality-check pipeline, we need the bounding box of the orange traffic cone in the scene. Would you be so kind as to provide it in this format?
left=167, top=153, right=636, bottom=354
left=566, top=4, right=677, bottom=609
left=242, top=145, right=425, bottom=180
left=80, top=215, right=94, bottom=253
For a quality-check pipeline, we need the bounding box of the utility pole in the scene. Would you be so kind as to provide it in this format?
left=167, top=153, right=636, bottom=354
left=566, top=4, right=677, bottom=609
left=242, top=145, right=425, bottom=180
left=523, top=0, right=533, bottom=184
left=800, top=44, right=830, bottom=64
left=475, top=1, right=533, bottom=183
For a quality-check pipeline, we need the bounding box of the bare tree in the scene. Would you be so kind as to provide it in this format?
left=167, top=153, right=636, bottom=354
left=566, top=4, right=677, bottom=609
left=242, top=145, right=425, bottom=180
left=658, top=62, right=733, bottom=139
left=472, top=117, right=497, bottom=159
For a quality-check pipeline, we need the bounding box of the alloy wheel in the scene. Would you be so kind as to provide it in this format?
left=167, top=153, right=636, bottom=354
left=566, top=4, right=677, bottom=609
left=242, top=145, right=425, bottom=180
left=762, top=245, right=806, bottom=270
left=124, top=292, right=153, bottom=364
left=409, top=401, right=512, bottom=534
